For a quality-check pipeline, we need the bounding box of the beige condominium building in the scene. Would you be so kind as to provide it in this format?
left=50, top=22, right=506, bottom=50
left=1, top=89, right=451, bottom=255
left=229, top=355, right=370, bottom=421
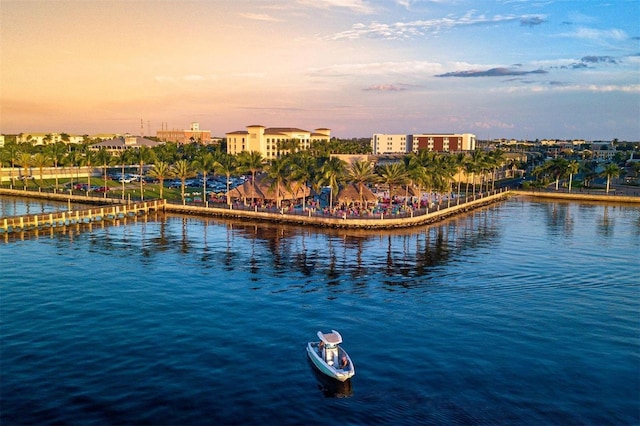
left=226, top=125, right=331, bottom=159
left=371, top=134, right=410, bottom=154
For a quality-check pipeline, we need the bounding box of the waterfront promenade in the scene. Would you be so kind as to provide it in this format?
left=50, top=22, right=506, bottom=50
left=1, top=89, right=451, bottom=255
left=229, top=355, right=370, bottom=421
left=1, top=187, right=638, bottom=233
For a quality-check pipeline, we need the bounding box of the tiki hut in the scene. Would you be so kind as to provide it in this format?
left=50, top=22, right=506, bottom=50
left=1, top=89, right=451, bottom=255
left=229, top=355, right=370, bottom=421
left=227, top=175, right=310, bottom=206
left=389, top=185, right=419, bottom=198
left=336, top=183, right=378, bottom=205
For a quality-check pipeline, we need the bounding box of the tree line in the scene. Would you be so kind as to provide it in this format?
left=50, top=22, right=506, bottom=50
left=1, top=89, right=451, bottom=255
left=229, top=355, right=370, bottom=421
left=0, top=140, right=512, bottom=207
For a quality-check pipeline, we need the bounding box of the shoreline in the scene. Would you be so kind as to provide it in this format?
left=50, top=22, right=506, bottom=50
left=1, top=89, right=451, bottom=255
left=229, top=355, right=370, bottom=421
left=1, top=188, right=638, bottom=231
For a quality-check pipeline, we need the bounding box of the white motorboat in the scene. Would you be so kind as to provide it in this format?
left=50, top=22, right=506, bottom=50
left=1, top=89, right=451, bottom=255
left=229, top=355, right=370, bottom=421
left=307, top=330, right=355, bottom=382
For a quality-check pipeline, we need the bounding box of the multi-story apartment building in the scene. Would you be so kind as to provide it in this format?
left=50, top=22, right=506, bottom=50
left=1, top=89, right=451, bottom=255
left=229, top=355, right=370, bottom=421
left=226, top=125, right=331, bottom=159
left=371, top=133, right=476, bottom=154
left=156, top=122, right=212, bottom=144
left=371, top=134, right=410, bottom=154
left=590, top=141, right=617, bottom=161
left=411, top=133, right=476, bottom=153
left=17, top=133, right=85, bottom=145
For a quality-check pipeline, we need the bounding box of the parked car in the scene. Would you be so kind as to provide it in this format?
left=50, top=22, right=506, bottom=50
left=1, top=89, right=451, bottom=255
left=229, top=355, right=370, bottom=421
left=94, top=186, right=111, bottom=192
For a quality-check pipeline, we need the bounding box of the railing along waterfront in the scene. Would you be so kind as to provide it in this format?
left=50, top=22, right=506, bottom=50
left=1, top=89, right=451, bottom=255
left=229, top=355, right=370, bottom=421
left=165, top=188, right=513, bottom=229
left=0, top=200, right=165, bottom=234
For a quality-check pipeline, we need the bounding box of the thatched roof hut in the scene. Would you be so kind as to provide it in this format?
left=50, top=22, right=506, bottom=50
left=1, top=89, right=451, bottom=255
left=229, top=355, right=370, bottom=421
left=389, top=185, right=419, bottom=198
left=227, top=175, right=310, bottom=203
left=336, top=183, right=377, bottom=204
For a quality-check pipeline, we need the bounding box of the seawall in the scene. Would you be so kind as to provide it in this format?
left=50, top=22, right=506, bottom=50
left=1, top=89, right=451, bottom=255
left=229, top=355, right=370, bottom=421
left=2, top=188, right=638, bottom=230
left=163, top=192, right=509, bottom=229
left=510, top=190, right=640, bottom=204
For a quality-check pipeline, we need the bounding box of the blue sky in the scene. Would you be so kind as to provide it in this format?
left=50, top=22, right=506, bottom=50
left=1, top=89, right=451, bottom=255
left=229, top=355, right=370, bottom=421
left=1, top=0, right=639, bottom=140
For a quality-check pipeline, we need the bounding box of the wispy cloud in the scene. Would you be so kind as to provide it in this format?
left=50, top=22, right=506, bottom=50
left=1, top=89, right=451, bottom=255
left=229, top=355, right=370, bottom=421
left=493, top=83, right=640, bottom=94
left=309, top=61, right=442, bottom=77
left=473, top=119, right=515, bottom=130
left=546, top=55, right=620, bottom=70
left=154, top=75, right=216, bottom=83
left=184, top=74, right=207, bottom=81
left=297, top=0, right=376, bottom=14
left=363, top=84, right=408, bottom=91
left=581, top=55, right=618, bottom=64
left=560, top=27, right=628, bottom=42
left=435, top=67, right=547, bottom=77
left=239, top=13, right=284, bottom=22
left=324, top=11, right=546, bottom=40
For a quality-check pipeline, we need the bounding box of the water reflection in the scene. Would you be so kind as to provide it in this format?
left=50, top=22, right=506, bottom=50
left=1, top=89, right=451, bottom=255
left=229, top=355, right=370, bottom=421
left=537, top=201, right=575, bottom=237
left=3, top=198, right=638, bottom=287
left=307, top=358, right=354, bottom=398
left=597, top=205, right=614, bottom=237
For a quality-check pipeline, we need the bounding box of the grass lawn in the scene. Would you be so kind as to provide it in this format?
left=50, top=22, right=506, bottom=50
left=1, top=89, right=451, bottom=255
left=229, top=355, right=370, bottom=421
left=1, top=177, right=194, bottom=203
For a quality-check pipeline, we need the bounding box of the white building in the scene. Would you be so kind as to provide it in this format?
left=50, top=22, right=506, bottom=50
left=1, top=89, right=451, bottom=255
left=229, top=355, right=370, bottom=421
left=371, top=134, right=410, bottom=154
left=590, top=141, right=617, bottom=162
left=17, top=133, right=85, bottom=145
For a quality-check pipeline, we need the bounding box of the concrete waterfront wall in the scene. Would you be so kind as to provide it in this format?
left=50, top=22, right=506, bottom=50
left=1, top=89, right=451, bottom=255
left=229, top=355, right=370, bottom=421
left=0, top=188, right=124, bottom=205
left=2, top=187, right=638, bottom=232
left=164, top=192, right=510, bottom=229
left=0, top=167, right=100, bottom=183
left=511, top=190, right=640, bottom=204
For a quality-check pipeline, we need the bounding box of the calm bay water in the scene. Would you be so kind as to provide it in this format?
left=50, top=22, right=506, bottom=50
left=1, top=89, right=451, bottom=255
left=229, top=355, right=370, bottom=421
left=1, top=196, right=639, bottom=425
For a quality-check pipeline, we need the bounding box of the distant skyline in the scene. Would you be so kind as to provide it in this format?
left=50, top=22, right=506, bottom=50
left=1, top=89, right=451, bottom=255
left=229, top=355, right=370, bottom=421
left=1, top=0, right=639, bottom=140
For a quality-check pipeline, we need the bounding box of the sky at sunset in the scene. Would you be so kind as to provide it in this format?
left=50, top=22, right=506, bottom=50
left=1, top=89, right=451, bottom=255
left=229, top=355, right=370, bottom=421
left=1, top=0, right=639, bottom=140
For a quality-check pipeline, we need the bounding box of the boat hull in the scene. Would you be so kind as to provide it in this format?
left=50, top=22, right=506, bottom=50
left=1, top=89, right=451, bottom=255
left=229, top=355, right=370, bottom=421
left=306, top=342, right=355, bottom=382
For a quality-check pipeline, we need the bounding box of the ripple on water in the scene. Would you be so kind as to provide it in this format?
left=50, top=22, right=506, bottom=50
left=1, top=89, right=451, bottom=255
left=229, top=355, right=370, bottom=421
left=1, top=198, right=639, bottom=425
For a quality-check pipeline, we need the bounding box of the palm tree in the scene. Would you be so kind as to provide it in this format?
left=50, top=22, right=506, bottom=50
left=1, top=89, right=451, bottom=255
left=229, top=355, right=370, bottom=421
left=115, top=149, right=133, bottom=200
left=95, top=148, right=114, bottom=197
left=80, top=149, right=96, bottom=193
left=377, top=162, right=408, bottom=204
left=192, top=151, right=217, bottom=206
left=1, top=141, right=20, bottom=188
left=17, top=152, right=33, bottom=188
left=347, top=159, right=378, bottom=207
left=264, top=157, right=292, bottom=208
left=154, top=142, right=179, bottom=163
left=488, top=149, right=505, bottom=191
left=465, top=151, right=482, bottom=196
left=546, top=158, right=569, bottom=190
left=172, top=159, right=194, bottom=204
left=214, top=153, right=238, bottom=206
left=45, top=142, right=68, bottom=192
left=580, top=161, right=598, bottom=188
left=602, top=163, right=620, bottom=194
left=289, top=152, right=317, bottom=211
left=66, top=149, right=83, bottom=190
left=403, top=154, right=426, bottom=204
left=452, top=152, right=469, bottom=199
left=148, top=161, right=173, bottom=199
left=134, top=146, right=155, bottom=200
left=32, top=153, right=50, bottom=188
left=319, top=156, right=346, bottom=209
left=566, top=160, right=580, bottom=192
left=238, top=150, right=264, bottom=206
left=413, top=150, right=442, bottom=201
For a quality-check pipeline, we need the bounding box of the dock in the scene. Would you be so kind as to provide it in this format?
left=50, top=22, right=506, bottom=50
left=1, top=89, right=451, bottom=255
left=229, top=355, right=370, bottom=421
left=0, top=200, right=166, bottom=234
